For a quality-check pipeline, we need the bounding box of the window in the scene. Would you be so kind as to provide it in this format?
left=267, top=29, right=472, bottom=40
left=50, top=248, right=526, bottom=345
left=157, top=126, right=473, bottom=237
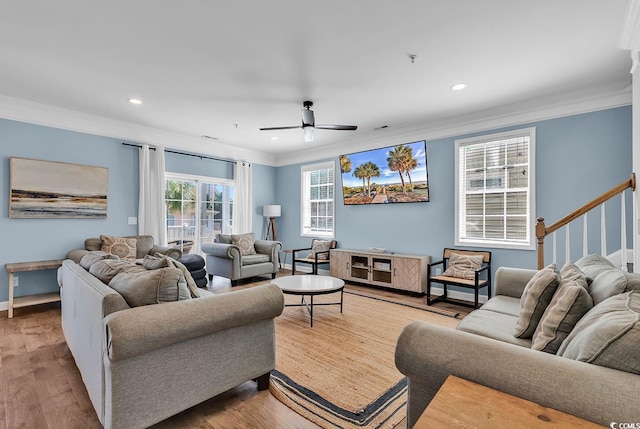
left=455, top=127, right=535, bottom=250
left=165, top=173, right=234, bottom=254
left=301, top=161, right=335, bottom=238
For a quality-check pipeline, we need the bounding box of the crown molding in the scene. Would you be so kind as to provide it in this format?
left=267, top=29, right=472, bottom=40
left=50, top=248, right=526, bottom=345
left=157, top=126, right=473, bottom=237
left=620, top=0, right=640, bottom=73
left=0, top=95, right=277, bottom=166
left=275, top=79, right=632, bottom=167
left=0, top=78, right=631, bottom=170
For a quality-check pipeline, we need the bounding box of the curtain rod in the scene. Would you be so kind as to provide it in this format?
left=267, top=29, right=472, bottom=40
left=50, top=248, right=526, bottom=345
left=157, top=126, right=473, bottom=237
left=121, top=142, right=244, bottom=165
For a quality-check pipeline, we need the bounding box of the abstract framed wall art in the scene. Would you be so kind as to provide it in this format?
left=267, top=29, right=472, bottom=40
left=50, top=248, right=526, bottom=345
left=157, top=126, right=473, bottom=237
left=10, top=157, right=108, bottom=218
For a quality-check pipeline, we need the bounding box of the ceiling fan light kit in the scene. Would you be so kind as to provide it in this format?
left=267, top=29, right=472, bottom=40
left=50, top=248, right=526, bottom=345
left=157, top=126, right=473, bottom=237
left=303, top=126, right=314, bottom=142
left=259, top=100, right=357, bottom=142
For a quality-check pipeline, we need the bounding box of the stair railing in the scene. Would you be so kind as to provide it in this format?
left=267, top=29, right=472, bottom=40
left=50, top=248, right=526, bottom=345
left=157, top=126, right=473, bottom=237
left=535, top=173, right=636, bottom=270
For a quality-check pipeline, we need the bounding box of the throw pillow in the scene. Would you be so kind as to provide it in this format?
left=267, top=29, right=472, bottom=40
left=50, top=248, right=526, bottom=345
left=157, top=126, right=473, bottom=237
left=108, top=267, right=191, bottom=307
left=559, top=261, right=586, bottom=282
left=231, top=233, right=257, bottom=256
left=623, top=271, right=640, bottom=293
left=79, top=251, right=120, bottom=270
left=442, top=252, right=485, bottom=280
left=514, top=263, right=561, bottom=339
left=531, top=265, right=593, bottom=354
left=215, top=234, right=233, bottom=244
left=100, top=235, right=137, bottom=259
left=142, top=254, right=170, bottom=270
left=155, top=253, right=201, bottom=299
left=557, top=291, right=640, bottom=375
left=89, top=259, right=145, bottom=284
left=311, top=240, right=332, bottom=260
left=588, top=270, right=629, bottom=305
left=574, top=254, right=616, bottom=284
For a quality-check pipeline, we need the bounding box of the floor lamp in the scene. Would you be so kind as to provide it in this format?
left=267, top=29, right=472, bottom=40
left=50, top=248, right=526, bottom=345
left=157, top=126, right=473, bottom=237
left=263, top=205, right=281, bottom=241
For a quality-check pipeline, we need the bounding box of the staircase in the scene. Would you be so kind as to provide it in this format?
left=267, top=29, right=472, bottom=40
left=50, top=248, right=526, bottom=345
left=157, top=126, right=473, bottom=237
left=535, top=174, right=635, bottom=271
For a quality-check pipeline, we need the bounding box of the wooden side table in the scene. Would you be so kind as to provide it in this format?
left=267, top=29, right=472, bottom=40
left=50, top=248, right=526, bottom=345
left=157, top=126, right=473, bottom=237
left=280, top=249, right=292, bottom=272
left=6, top=259, right=64, bottom=318
left=414, top=375, right=605, bottom=428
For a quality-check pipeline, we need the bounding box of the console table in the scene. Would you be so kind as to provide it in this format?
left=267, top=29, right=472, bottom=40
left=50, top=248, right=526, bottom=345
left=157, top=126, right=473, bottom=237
left=5, top=259, right=63, bottom=318
left=329, top=249, right=430, bottom=293
left=414, top=375, right=605, bottom=428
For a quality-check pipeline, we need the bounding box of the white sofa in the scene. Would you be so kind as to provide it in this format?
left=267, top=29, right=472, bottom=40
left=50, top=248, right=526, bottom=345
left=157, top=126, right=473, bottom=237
left=57, top=258, right=284, bottom=429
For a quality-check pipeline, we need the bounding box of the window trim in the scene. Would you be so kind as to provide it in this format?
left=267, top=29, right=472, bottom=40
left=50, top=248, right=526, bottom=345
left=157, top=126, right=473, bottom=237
left=454, top=127, right=536, bottom=250
left=300, top=161, right=335, bottom=239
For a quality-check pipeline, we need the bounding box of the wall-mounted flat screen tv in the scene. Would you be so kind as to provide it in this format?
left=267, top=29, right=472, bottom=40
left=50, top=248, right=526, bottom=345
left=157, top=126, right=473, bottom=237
left=339, top=140, right=429, bottom=205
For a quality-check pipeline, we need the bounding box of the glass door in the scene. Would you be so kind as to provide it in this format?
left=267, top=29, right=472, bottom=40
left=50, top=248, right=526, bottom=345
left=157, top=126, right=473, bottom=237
left=350, top=255, right=369, bottom=281
left=199, top=182, right=233, bottom=250
left=165, top=179, right=197, bottom=254
left=166, top=175, right=234, bottom=255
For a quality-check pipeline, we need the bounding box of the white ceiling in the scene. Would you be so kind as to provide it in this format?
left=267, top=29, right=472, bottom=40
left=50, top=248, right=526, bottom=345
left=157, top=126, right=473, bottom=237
left=0, top=1, right=633, bottom=165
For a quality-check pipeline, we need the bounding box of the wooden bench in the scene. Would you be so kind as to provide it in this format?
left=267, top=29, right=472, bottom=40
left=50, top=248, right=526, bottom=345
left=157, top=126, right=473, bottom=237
left=427, top=248, right=491, bottom=309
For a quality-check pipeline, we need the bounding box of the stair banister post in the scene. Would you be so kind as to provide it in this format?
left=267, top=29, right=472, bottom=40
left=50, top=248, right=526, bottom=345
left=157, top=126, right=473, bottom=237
left=601, top=204, right=607, bottom=257
left=621, top=190, right=628, bottom=272
left=583, top=214, right=588, bottom=258
left=565, top=224, right=571, bottom=266
left=536, top=217, right=546, bottom=270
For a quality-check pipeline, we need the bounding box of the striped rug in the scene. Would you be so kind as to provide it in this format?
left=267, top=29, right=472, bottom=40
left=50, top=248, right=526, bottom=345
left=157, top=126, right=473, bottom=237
left=270, top=290, right=460, bottom=428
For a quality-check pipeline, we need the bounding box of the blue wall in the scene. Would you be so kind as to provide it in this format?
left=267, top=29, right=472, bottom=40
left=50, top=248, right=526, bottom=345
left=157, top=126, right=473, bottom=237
left=0, top=105, right=631, bottom=303
left=0, top=118, right=275, bottom=302
left=165, top=150, right=234, bottom=180
left=275, top=106, right=633, bottom=273
left=165, top=154, right=277, bottom=238
left=252, top=163, right=278, bottom=239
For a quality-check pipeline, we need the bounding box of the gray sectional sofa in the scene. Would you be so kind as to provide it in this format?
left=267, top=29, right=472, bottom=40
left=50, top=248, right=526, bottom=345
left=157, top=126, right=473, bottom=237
left=396, top=255, right=640, bottom=428
left=58, top=253, right=284, bottom=429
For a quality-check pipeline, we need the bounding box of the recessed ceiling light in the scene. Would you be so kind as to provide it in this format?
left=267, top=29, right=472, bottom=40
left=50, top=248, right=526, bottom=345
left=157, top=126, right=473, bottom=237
left=451, top=83, right=467, bottom=91
left=270, top=136, right=278, bottom=140
left=128, top=98, right=143, bottom=105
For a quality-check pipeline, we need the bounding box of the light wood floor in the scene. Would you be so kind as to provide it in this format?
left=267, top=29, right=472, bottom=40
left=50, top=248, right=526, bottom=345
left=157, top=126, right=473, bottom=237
left=0, top=270, right=471, bottom=429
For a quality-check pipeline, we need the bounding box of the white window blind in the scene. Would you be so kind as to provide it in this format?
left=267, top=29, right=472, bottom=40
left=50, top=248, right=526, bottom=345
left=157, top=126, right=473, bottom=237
left=455, top=128, right=536, bottom=250
left=301, top=161, right=335, bottom=237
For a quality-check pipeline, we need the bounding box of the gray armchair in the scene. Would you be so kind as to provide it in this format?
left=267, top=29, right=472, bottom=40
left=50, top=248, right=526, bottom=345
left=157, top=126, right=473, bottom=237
left=201, top=233, right=282, bottom=286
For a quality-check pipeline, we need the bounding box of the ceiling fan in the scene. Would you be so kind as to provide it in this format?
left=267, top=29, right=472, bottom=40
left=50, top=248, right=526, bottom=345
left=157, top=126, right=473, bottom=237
left=259, top=101, right=357, bottom=142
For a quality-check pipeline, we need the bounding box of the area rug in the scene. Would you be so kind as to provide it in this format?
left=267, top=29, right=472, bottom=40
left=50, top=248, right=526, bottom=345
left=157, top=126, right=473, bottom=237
left=270, top=290, right=461, bottom=429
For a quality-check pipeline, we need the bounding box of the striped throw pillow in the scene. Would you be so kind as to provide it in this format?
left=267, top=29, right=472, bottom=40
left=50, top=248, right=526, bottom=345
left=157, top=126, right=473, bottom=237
left=514, top=264, right=560, bottom=339
left=531, top=264, right=593, bottom=353
left=442, top=252, right=484, bottom=280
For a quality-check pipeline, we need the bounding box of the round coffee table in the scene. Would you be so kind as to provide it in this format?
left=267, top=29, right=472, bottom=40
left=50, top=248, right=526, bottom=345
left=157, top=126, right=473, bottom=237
left=272, top=275, right=345, bottom=327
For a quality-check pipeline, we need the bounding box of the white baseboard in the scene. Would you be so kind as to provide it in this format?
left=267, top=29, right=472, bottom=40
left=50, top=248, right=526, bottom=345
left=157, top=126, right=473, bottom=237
left=0, top=301, right=9, bottom=312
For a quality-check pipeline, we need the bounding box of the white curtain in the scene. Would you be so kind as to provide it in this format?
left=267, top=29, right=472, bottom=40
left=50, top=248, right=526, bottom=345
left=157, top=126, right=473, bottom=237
left=138, top=144, right=167, bottom=245
left=233, top=161, right=252, bottom=233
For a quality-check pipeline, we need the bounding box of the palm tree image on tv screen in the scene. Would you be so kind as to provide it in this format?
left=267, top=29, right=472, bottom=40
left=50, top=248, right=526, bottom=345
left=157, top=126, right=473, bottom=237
left=340, top=141, right=429, bottom=205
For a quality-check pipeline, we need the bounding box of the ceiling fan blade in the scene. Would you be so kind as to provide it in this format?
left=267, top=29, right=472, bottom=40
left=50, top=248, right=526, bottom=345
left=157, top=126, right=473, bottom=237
left=260, top=101, right=358, bottom=136
left=259, top=125, right=302, bottom=131
left=315, top=124, right=358, bottom=131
